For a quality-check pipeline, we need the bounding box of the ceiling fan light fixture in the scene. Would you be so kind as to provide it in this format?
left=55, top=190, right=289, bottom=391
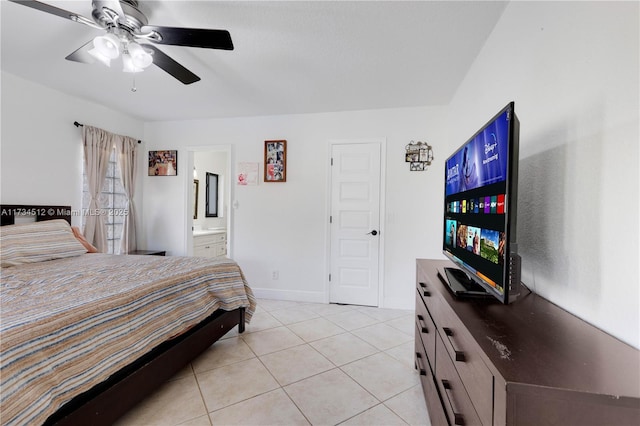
left=122, top=53, right=143, bottom=73
left=127, top=42, right=153, bottom=69
left=88, top=47, right=112, bottom=67
left=92, top=33, right=120, bottom=59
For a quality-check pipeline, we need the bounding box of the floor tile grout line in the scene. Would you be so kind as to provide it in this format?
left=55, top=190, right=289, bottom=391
left=335, top=402, right=411, bottom=426
left=191, top=335, right=258, bottom=376
left=190, top=362, right=214, bottom=426
left=256, top=334, right=382, bottom=388
left=253, top=338, right=300, bottom=388
left=207, top=388, right=292, bottom=422
left=193, top=327, right=285, bottom=420
left=278, top=367, right=384, bottom=426
left=204, top=363, right=281, bottom=419
left=286, top=319, right=349, bottom=342
left=202, top=363, right=376, bottom=423
left=279, top=385, right=314, bottom=426
left=336, top=353, right=420, bottom=401
left=380, top=384, right=426, bottom=424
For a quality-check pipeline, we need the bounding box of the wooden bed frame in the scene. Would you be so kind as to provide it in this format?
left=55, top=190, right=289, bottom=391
left=1, top=204, right=246, bottom=425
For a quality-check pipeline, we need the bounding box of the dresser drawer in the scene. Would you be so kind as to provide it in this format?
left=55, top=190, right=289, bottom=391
left=415, top=326, right=449, bottom=426
left=416, top=277, right=441, bottom=319
left=435, top=333, right=482, bottom=426
left=416, top=290, right=437, bottom=365
left=437, top=304, right=493, bottom=425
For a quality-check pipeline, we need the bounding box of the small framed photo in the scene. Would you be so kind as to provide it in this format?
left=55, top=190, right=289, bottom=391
left=405, top=145, right=420, bottom=162
left=149, top=150, right=178, bottom=176
left=410, top=161, right=425, bottom=171
left=405, top=152, right=419, bottom=162
left=264, top=140, right=287, bottom=182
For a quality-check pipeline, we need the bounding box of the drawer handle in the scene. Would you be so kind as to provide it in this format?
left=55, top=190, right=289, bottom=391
left=441, top=379, right=465, bottom=425
left=414, top=352, right=427, bottom=376
left=417, top=315, right=429, bottom=333
left=418, top=281, right=431, bottom=297
left=443, top=327, right=466, bottom=362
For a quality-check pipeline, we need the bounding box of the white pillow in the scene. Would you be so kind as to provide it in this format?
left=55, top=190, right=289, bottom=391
left=0, top=219, right=87, bottom=267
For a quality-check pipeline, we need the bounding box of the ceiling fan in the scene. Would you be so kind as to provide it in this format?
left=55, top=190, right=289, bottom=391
left=9, top=0, right=234, bottom=84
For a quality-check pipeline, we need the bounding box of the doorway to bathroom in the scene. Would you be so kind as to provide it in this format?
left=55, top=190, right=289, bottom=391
left=187, top=146, right=233, bottom=258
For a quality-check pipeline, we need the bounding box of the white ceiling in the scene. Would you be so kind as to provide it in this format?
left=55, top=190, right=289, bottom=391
left=1, top=1, right=507, bottom=122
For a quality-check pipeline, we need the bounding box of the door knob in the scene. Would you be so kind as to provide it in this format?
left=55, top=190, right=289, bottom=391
left=367, top=230, right=378, bottom=236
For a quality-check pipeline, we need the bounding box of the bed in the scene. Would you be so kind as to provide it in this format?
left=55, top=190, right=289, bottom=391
left=0, top=204, right=256, bottom=425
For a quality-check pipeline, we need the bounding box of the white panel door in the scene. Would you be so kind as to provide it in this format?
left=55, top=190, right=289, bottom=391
left=329, top=142, right=381, bottom=306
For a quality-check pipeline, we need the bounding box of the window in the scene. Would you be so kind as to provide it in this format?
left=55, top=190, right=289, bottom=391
left=82, top=149, right=127, bottom=254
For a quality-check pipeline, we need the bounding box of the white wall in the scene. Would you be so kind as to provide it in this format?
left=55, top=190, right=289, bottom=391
left=1, top=72, right=145, bottom=236
left=446, top=2, right=639, bottom=348
left=143, top=107, right=446, bottom=307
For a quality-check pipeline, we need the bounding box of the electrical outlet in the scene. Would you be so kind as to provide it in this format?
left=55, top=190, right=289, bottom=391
left=271, top=270, right=279, bottom=280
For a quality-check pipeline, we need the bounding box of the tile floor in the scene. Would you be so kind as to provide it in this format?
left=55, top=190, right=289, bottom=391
left=115, top=299, right=431, bottom=426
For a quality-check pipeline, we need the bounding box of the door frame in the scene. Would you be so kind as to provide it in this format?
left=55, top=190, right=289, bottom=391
left=325, top=138, right=387, bottom=307
left=185, top=145, right=234, bottom=257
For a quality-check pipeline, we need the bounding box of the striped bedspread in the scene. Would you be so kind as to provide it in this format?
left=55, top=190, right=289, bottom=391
left=0, top=254, right=256, bottom=425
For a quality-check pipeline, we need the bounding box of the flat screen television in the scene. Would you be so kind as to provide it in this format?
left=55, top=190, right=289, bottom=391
left=441, top=102, right=521, bottom=304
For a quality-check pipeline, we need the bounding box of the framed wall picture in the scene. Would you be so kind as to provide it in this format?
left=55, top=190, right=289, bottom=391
left=264, top=140, right=287, bottom=182
left=148, top=150, right=178, bottom=176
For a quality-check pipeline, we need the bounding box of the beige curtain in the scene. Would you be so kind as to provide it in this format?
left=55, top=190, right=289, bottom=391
left=115, top=135, right=138, bottom=254
left=82, top=125, right=113, bottom=253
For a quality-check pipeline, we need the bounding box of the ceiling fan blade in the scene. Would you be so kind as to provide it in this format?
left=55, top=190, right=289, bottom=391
left=144, top=45, right=201, bottom=85
left=65, top=40, right=96, bottom=64
left=8, top=0, right=100, bottom=28
left=9, top=0, right=78, bottom=20
left=140, top=26, right=234, bottom=50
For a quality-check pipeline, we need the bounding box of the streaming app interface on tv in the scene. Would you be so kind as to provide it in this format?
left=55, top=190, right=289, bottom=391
left=444, top=109, right=510, bottom=294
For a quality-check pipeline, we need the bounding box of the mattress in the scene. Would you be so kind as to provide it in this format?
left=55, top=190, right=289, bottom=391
left=0, top=254, right=256, bottom=425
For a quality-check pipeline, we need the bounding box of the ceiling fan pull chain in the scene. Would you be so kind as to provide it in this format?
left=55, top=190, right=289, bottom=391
left=131, top=74, right=137, bottom=93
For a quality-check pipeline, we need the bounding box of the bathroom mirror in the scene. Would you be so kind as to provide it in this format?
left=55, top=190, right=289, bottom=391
left=193, top=179, right=199, bottom=219
left=205, top=172, right=219, bottom=217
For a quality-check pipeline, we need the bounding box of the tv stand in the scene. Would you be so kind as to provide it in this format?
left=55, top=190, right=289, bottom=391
left=438, top=267, right=493, bottom=298
left=415, top=259, right=640, bottom=425
left=443, top=267, right=474, bottom=287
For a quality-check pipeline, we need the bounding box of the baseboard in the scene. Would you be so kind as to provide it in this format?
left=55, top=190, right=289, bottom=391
left=251, top=288, right=327, bottom=304
left=251, top=289, right=413, bottom=309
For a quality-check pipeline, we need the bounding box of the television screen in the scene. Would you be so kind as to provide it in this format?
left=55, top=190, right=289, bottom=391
left=442, top=102, right=521, bottom=303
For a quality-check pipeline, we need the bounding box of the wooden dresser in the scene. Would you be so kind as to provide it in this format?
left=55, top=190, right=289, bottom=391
left=415, top=259, right=640, bottom=426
